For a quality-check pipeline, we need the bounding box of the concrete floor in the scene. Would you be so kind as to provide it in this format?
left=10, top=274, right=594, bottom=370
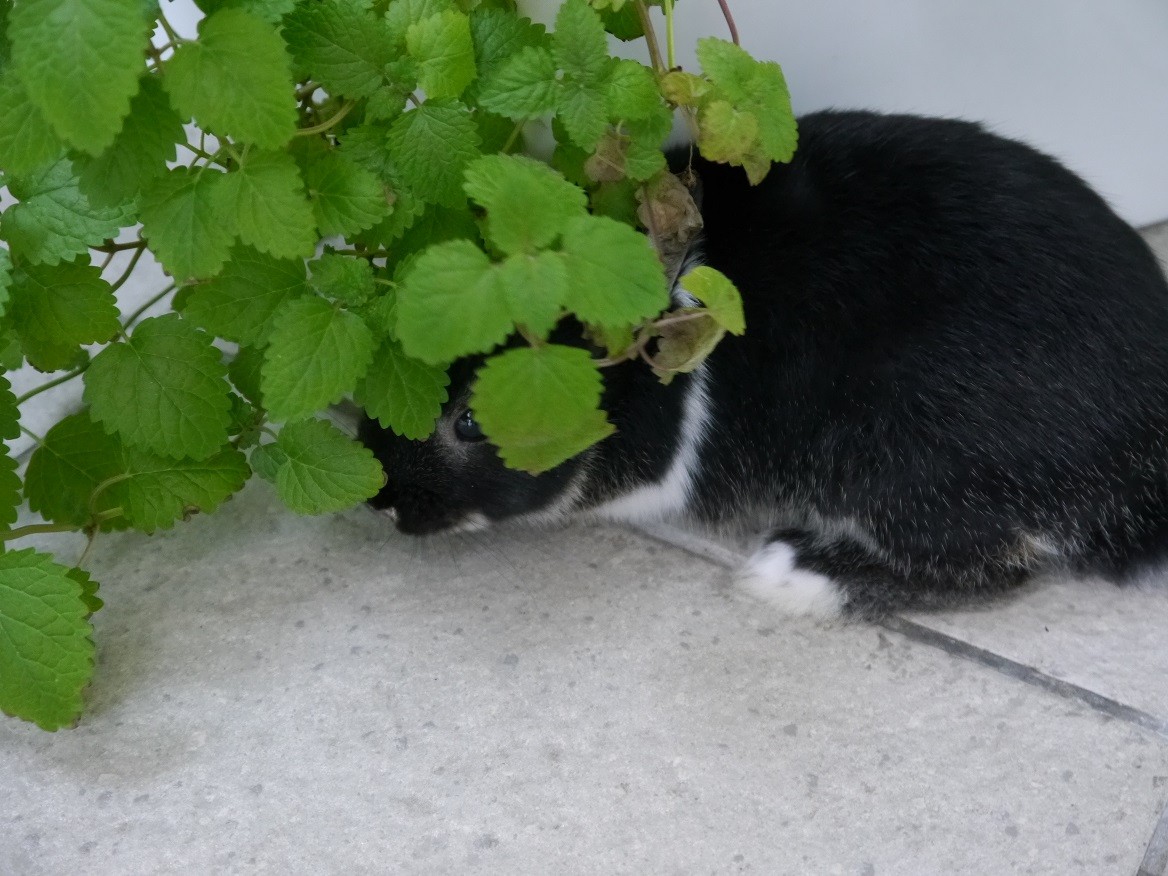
left=2, top=229, right=1168, bottom=874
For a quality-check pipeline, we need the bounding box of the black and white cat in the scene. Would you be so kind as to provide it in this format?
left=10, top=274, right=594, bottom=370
left=359, top=110, right=1168, bottom=618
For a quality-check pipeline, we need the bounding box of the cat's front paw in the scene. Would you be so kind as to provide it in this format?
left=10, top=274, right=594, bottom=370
left=737, top=541, right=845, bottom=619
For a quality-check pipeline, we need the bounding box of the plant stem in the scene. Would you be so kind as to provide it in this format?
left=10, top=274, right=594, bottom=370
left=107, top=244, right=148, bottom=296
left=19, top=425, right=44, bottom=445
left=156, top=10, right=181, bottom=44
left=95, top=240, right=144, bottom=254
left=662, top=0, right=676, bottom=68
left=15, top=368, right=86, bottom=406
left=716, top=0, right=741, bottom=46
left=501, top=119, right=527, bottom=153
left=296, top=100, right=356, bottom=137
left=0, top=522, right=81, bottom=543
left=633, top=2, right=666, bottom=73
left=121, top=284, right=177, bottom=332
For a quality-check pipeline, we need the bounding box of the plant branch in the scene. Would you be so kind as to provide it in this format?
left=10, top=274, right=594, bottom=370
left=716, top=0, right=740, bottom=46
left=156, top=10, right=181, bottom=45
left=633, top=2, right=666, bottom=73
left=662, top=0, right=677, bottom=68
left=107, top=244, right=148, bottom=296
left=0, top=522, right=82, bottom=543
left=121, top=284, right=177, bottom=333
left=15, top=368, right=86, bottom=406
left=502, top=118, right=527, bottom=153
left=19, top=425, right=44, bottom=445
left=296, top=100, right=356, bottom=137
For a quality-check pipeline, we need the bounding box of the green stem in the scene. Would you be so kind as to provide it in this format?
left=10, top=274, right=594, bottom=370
left=633, top=2, right=666, bottom=74
left=296, top=100, right=356, bottom=137
left=662, top=0, right=676, bottom=68
left=502, top=118, right=527, bottom=153
left=108, top=244, right=148, bottom=296
left=121, top=284, right=177, bottom=333
left=0, top=522, right=81, bottom=542
left=15, top=368, right=86, bottom=406
left=19, top=425, right=44, bottom=445
left=156, top=10, right=181, bottom=44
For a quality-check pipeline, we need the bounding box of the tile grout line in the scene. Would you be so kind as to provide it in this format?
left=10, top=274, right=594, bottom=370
left=1139, top=799, right=1168, bottom=876
left=635, top=522, right=1168, bottom=744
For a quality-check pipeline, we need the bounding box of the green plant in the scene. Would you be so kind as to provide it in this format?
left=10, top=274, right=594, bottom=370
left=0, top=0, right=796, bottom=729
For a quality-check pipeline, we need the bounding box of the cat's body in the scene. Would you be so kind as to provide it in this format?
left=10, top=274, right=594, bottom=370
left=359, top=110, right=1168, bottom=618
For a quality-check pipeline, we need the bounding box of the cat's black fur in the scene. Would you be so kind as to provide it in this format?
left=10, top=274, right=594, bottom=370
left=359, top=110, right=1168, bottom=618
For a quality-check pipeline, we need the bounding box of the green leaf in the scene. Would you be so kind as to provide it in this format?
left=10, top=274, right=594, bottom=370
left=0, top=548, right=94, bottom=730
left=697, top=100, right=759, bottom=166
left=164, top=8, right=297, bottom=149
left=561, top=215, right=668, bottom=328
left=395, top=239, right=510, bottom=363
left=74, top=76, right=186, bottom=208
left=468, top=8, right=547, bottom=83
left=228, top=344, right=266, bottom=405
left=355, top=338, right=449, bottom=440
left=309, top=252, right=376, bottom=305
left=475, top=45, right=559, bottom=120
left=471, top=344, right=613, bottom=473
left=10, top=0, right=148, bottom=154
left=384, top=0, right=456, bottom=49
left=407, top=10, right=477, bottom=100
left=679, top=266, right=745, bottom=335
left=496, top=251, right=567, bottom=338
left=261, top=296, right=375, bottom=420
left=25, top=411, right=248, bottom=531
left=282, top=0, right=396, bottom=98
left=462, top=153, right=587, bottom=254
left=0, top=73, right=63, bottom=176
left=0, top=248, right=13, bottom=320
left=385, top=102, right=481, bottom=207
left=302, top=151, right=392, bottom=237
left=606, top=59, right=660, bottom=121
left=67, top=568, right=103, bottom=616
left=2, top=158, right=133, bottom=266
left=181, top=246, right=308, bottom=346
left=696, top=38, right=797, bottom=169
left=557, top=79, right=609, bottom=149
left=274, top=418, right=385, bottom=514
left=249, top=441, right=285, bottom=483
left=84, top=314, right=233, bottom=460
left=0, top=449, right=19, bottom=531
left=651, top=311, right=725, bottom=383
left=109, top=445, right=250, bottom=533
left=9, top=260, right=120, bottom=371
left=552, top=0, right=610, bottom=83
left=0, top=373, right=17, bottom=442
left=220, top=151, right=317, bottom=260
left=139, top=167, right=237, bottom=281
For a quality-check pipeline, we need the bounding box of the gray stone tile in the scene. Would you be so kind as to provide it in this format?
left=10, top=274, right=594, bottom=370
left=1, top=485, right=1165, bottom=875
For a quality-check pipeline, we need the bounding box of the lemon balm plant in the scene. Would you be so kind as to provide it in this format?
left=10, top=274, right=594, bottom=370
left=0, top=0, right=796, bottom=729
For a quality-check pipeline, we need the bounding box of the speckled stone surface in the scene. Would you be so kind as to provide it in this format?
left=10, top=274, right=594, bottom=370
left=1, top=483, right=1166, bottom=875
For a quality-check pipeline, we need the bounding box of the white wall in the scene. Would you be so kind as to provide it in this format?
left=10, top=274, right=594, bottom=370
left=538, top=0, right=1168, bottom=227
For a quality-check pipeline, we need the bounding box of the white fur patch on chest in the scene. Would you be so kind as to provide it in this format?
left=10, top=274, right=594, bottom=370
left=591, top=364, right=712, bottom=524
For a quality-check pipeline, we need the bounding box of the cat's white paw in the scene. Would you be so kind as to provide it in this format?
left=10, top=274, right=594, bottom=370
left=737, top=541, right=845, bottom=618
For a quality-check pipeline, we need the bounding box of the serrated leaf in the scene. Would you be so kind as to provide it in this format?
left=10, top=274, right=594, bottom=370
left=697, top=99, right=759, bottom=166
left=679, top=266, right=744, bottom=335
left=561, top=215, right=668, bottom=328
left=659, top=70, right=711, bottom=107
left=274, top=418, right=385, bottom=514
left=384, top=0, right=456, bottom=49
left=261, top=296, right=375, bottom=420
left=2, top=158, right=133, bottom=266
left=386, top=102, right=481, bottom=207
left=108, top=445, right=250, bottom=533
left=606, top=59, right=660, bottom=121
left=462, top=153, right=586, bottom=254
left=696, top=38, right=797, bottom=169
left=84, top=314, right=232, bottom=460
left=0, top=548, right=93, bottom=730
left=197, top=0, right=298, bottom=23
left=66, top=568, right=102, bottom=616
left=181, top=246, right=308, bottom=346
left=10, top=0, right=148, bottom=154
left=471, top=344, right=613, bottom=473
left=220, top=151, right=317, bottom=260
left=9, top=260, right=120, bottom=371
left=74, top=76, right=185, bottom=208
left=309, top=252, right=376, bottom=305
left=0, top=373, right=17, bottom=443
left=468, top=9, right=547, bottom=83
left=355, top=338, right=449, bottom=440
left=0, top=249, right=12, bottom=320
left=0, top=450, right=18, bottom=530
left=552, top=0, right=609, bottom=83
left=228, top=345, right=265, bottom=405
left=496, top=251, right=567, bottom=338
left=303, top=151, right=392, bottom=237
left=139, top=167, right=237, bottom=280
left=0, top=73, right=63, bottom=176
left=557, top=79, right=608, bottom=149
left=476, top=45, right=559, bottom=120
left=249, top=441, right=285, bottom=483
left=407, top=10, right=476, bottom=100
left=26, top=411, right=248, bottom=532
left=165, top=8, right=297, bottom=149
left=395, top=239, right=510, bottom=363
left=282, top=0, right=396, bottom=98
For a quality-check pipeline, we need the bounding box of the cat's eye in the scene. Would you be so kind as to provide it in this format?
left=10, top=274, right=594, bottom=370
left=454, top=409, right=485, bottom=442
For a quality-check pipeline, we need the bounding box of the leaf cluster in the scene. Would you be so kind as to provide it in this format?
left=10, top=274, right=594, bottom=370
left=0, top=0, right=796, bottom=729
